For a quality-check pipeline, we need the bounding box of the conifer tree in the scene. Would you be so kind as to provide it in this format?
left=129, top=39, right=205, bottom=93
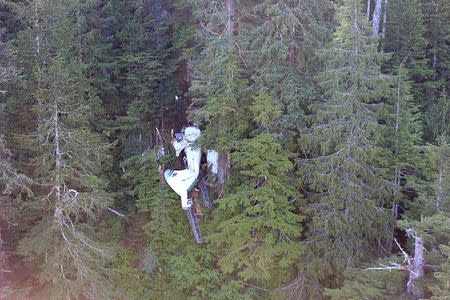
left=381, top=64, right=423, bottom=252
left=420, top=0, right=450, bottom=87
left=135, top=154, right=252, bottom=299
left=384, top=0, right=431, bottom=84
left=295, top=0, right=392, bottom=296
left=324, top=265, right=408, bottom=300
left=239, top=0, right=333, bottom=138
left=89, top=0, right=185, bottom=211
left=188, top=0, right=250, bottom=185
left=370, top=136, right=450, bottom=298
left=209, top=93, right=302, bottom=292
left=11, top=0, right=115, bottom=297
left=383, top=0, right=437, bottom=141
left=430, top=242, right=450, bottom=299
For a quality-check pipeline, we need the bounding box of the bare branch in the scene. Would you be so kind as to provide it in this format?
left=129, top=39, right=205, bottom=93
left=240, top=282, right=270, bottom=292
left=107, top=207, right=125, bottom=218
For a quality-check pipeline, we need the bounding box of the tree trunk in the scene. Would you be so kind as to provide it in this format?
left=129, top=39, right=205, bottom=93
left=217, top=150, right=230, bottom=188
left=436, top=167, right=443, bottom=211
left=226, top=0, right=237, bottom=45
left=34, top=0, right=42, bottom=106
left=218, top=0, right=238, bottom=188
left=381, top=0, right=388, bottom=39
left=372, top=0, right=383, bottom=37
left=432, top=52, right=437, bottom=69
left=53, top=96, right=64, bottom=225
left=34, top=0, right=41, bottom=56
left=289, top=41, right=297, bottom=67
left=366, top=0, right=371, bottom=21
left=407, top=235, right=424, bottom=298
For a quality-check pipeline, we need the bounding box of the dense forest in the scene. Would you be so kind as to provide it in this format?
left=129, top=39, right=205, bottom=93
left=0, top=0, right=449, bottom=299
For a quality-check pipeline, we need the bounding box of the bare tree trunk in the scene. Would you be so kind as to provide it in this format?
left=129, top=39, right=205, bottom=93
left=436, top=167, right=443, bottom=211
left=366, top=0, right=371, bottom=21
left=288, top=42, right=297, bottom=67
left=34, top=0, right=41, bottom=57
left=53, top=96, right=64, bottom=224
left=432, top=3, right=439, bottom=69
left=381, top=0, right=388, bottom=39
left=76, top=7, right=83, bottom=64
left=432, top=52, right=437, bottom=69
left=34, top=0, right=42, bottom=106
left=407, top=234, right=424, bottom=298
left=226, top=0, right=237, bottom=50
left=372, top=0, right=383, bottom=37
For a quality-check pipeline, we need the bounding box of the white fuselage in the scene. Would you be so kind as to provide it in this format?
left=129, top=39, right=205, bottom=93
left=164, top=127, right=202, bottom=210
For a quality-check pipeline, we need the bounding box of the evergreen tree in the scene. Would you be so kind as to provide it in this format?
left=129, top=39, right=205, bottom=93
left=380, top=64, right=424, bottom=252
left=324, top=265, right=409, bottom=300
left=239, top=0, right=333, bottom=139
left=209, top=93, right=303, bottom=292
left=90, top=0, right=185, bottom=212
left=135, top=154, right=251, bottom=299
left=295, top=0, right=392, bottom=296
left=425, top=90, right=449, bottom=144
left=369, top=136, right=450, bottom=298
left=383, top=0, right=437, bottom=141
left=11, top=0, right=115, bottom=297
left=420, top=0, right=450, bottom=87
left=188, top=0, right=251, bottom=186
left=430, top=242, right=450, bottom=299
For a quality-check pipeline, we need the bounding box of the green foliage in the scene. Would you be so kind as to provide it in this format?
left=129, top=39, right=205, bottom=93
left=430, top=242, right=450, bottom=299
left=111, top=250, right=152, bottom=299
left=249, top=92, right=282, bottom=129
left=384, top=65, right=423, bottom=175
left=296, top=0, right=393, bottom=296
left=136, top=158, right=251, bottom=299
left=420, top=0, right=450, bottom=88
left=190, top=53, right=250, bottom=151
left=9, top=0, right=116, bottom=297
left=0, top=0, right=449, bottom=298
left=384, top=0, right=430, bottom=78
left=240, top=0, right=333, bottom=139
left=209, top=133, right=302, bottom=288
left=384, top=0, right=438, bottom=142
left=324, top=264, right=409, bottom=300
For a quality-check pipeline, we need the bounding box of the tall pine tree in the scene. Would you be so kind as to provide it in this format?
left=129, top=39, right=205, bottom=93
left=11, top=0, right=115, bottom=297
left=295, top=0, right=392, bottom=297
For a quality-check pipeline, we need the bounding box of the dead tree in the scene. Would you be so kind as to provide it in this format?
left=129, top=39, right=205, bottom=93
left=372, top=0, right=383, bottom=37
left=406, top=229, right=425, bottom=298
left=367, top=232, right=425, bottom=298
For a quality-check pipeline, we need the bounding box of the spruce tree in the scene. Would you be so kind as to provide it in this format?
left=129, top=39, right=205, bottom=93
left=381, top=64, right=424, bottom=252
left=11, top=0, right=115, bottom=297
left=135, top=154, right=251, bottom=299
left=372, top=136, right=450, bottom=297
left=383, top=0, right=437, bottom=141
left=208, top=93, right=302, bottom=292
left=188, top=0, right=251, bottom=186
left=296, top=0, right=392, bottom=296
left=239, top=0, right=333, bottom=138
left=430, top=242, right=450, bottom=299
left=420, top=0, right=450, bottom=86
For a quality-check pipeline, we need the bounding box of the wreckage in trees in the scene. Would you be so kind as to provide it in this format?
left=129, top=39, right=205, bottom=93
left=163, top=126, right=218, bottom=244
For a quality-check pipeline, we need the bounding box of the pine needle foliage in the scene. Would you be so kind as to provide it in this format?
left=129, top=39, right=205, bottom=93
left=12, top=0, right=115, bottom=297
left=209, top=94, right=303, bottom=290
left=297, top=0, right=392, bottom=294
